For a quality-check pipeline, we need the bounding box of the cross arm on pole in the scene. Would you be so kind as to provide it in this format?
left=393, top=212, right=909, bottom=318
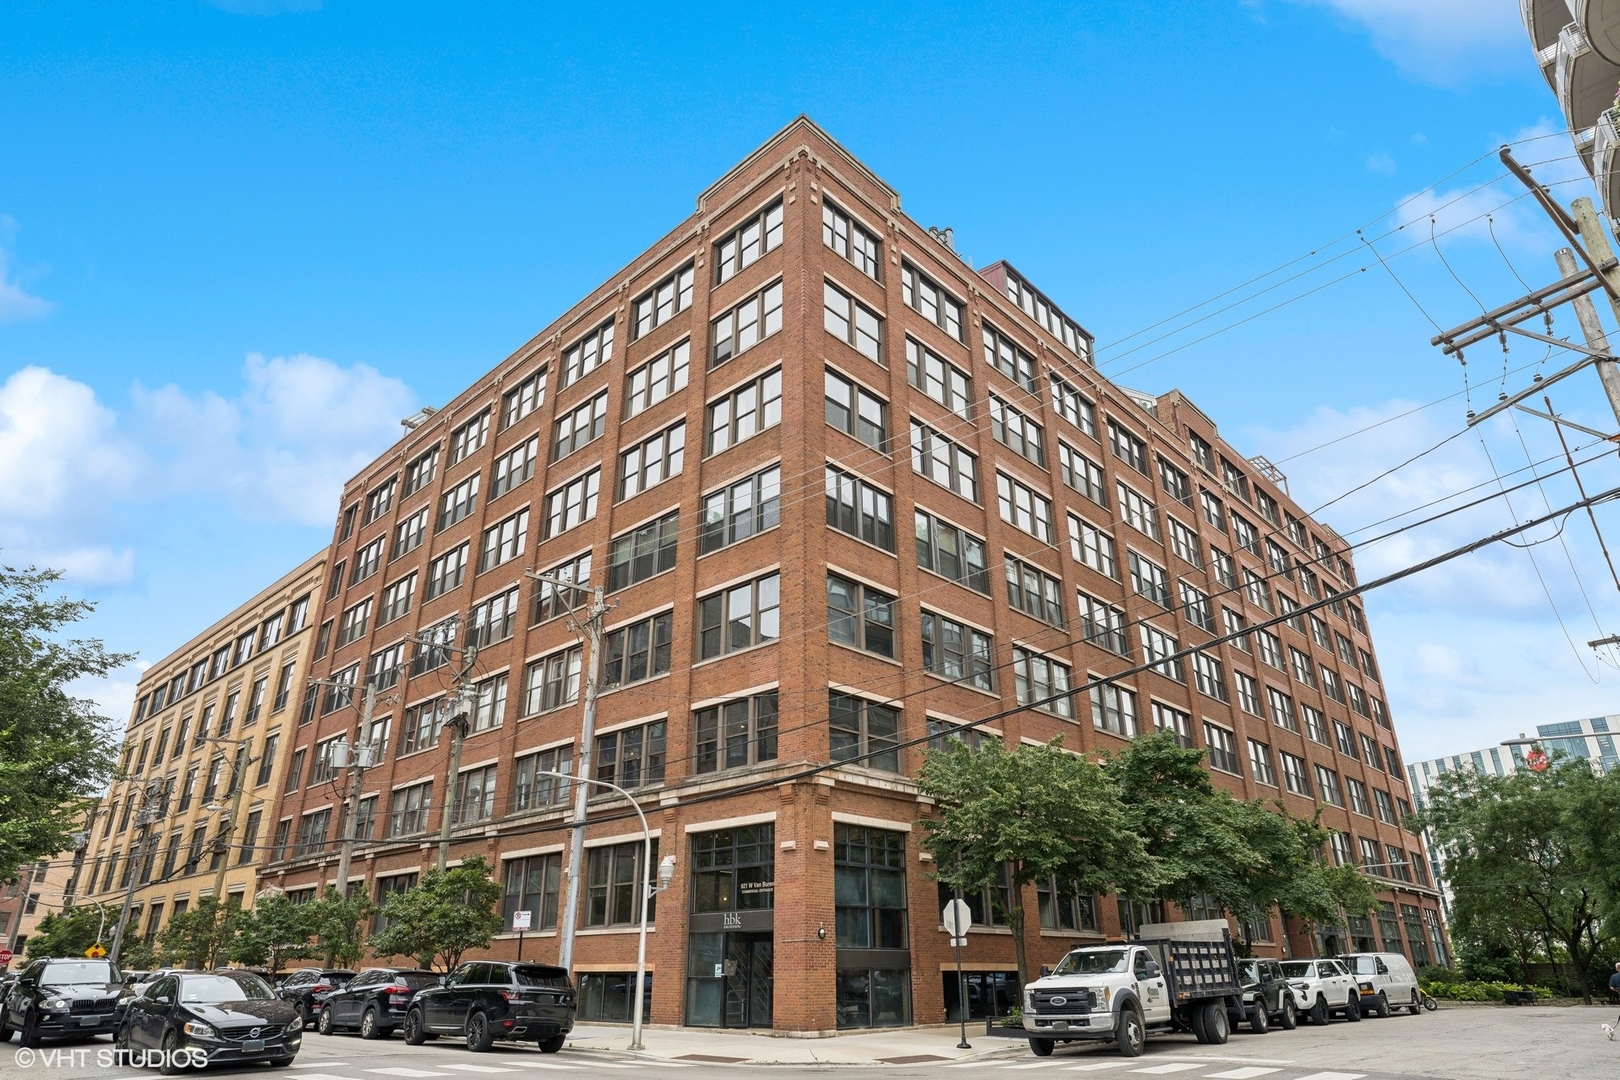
left=1512, top=404, right=1620, bottom=442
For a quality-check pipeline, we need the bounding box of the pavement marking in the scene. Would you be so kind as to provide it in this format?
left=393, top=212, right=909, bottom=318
left=1062, top=1065, right=1138, bottom=1072
left=946, top=1062, right=1009, bottom=1069
left=286, top=1074, right=366, bottom=1080
left=505, top=1067, right=578, bottom=1073
left=1203, top=1070, right=1282, bottom=1079
left=365, top=1070, right=452, bottom=1078
left=292, top=1064, right=352, bottom=1070
left=1291, top=1074, right=1364, bottom=1080
left=1130, top=1067, right=1204, bottom=1076
left=437, top=1067, right=522, bottom=1074
left=1006, top=1064, right=1066, bottom=1071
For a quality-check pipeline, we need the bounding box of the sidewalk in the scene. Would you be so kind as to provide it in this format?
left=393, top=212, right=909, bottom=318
left=564, top=1023, right=1028, bottom=1066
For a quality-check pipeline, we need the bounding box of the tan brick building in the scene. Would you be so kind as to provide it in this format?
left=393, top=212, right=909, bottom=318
left=75, top=553, right=325, bottom=957
left=264, top=117, right=1445, bottom=1033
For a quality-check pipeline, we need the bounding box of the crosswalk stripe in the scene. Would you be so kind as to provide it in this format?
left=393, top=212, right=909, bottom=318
left=286, top=1074, right=364, bottom=1080
left=1006, top=1064, right=1065, bottom=1071
left=508, top=1067, right=578, bottom=1072
left=1204, top=1070, right=1282, bottom=1079
left=1291, top=1074, right=1364, bottom=1080
left=292, top=1064, right=352, bottom=1070
left=946, top=1064, right=1010, bottom=1070
left=365, top=1070, right=451, bottom=1077
left=1062, top=1065, right=1137, bottom=1072
left=1130, top=1066, right=1203, bottom=1075
left=438, top=1068, right=520, bottom=1074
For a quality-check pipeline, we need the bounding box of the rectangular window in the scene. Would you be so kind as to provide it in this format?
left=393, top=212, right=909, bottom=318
left=545, top=469, right=601, bottom=538
left=1361, top=732, right=1383, bottom=770
left=553, top=390, right=608, bottom=462
left=715, top=200, right=783, bottom=284
left=903, top=262, right=964, bottom=341
left=823, top=280, right=883, bottom=364
left=389, top=781, right=433, bottom=837
left=616, top=422, right=685, bottom=502
left=999, top=266, right=1085, bottom=354
left=1068, top=513, right=1117, bottom=578
left=1321, top=665, right=1345, bottom=703
left=1333, top=720, right=1359, bottom=760
left=1249, top=740, right=1277, bottom=786
left=829, top=691, right=901, bottom=771
left=337, top=598, right=372, bottom=647
left=632, top=261, right=696, bottom=338
left=501, top=367, right=548, bottom=430
left=1303, top=704, right=1330, bottom=745
left=1128, top=551, right=1171, bottom=608
left=822, top=199, right=880, bottom=280
left=1315, top=766, right=1344, bottom=806
left=1221, top=457, right=1251, bottom=503
left=1058, top=443, right=1107, bottom=507
left=1050, top=373, right=1096, bottom=437
left=1200, top=489, right=1226, bottom=531
left=700, top=464, right=781, bottom=554
left=365, top=478, right=396, bottom=524
left=522, top=646, right=582, bottom=714
left=596, top=718, right=667, bottom=788
left=1157, top=456, right=1192, bottom=507
left=1235, top=671, right=1261, bottom=715
left=1267, top=686, right=1297, bottom=732
left=607, top=510, right=679, bottom=591
left=927, top=716, right=999, bottom=752
left=294, top=808, right=330, bottom=859
left=449, top=410, right=490, bottom=465
left=826, top=466, right=895, bottom=550
left=1280, top=751, right=1311, bottom=796
left=452, top=763, right=498, bottom=825
left=425, top=543, right=468, bottom=600
left=511, top=746, right=573, bottom=815
left=1037, top=878, right=1099, bottom=932
left=1257, top=629, right=1284, bottom=670
left=561, top=318, right=614, bottom=389
left=1090, top=682, right=1138, bottom=737
left=1107, top=420, right=1147, bottom=474
left=1290, top=648, right=1316, bottom=688
left=706, top=369, right=783, bottom=454
left=914, top=510, right=990, bottom=593
left=981, top=322, right=1038, bottom=393
left=532, top=551, right=590, bottom=624
left=905, top=338, right=972, bottom=420
left=1205, top=722, right=1241, bottom=774
left=273, top=661, right=295, bottom=711
left=695, top=691, right=779, bottom=774
left=1151, top=701, right=1193, bottom=748
left=603, top=612, right=674, bottom=688
left=1140, top=623, right=1183, bottom=681
left=1117, top=482, right=1159, bottom=540
left=438, top=473, right=480, bottom=532
left=585, top=841, right=660, bottom=929
left=1244, top=569, right=1272, bottom=613
left=1170, top=518, right=1201, bottom=568
left=1347, top=681, right=1370, bottom=717
left=714, top=279, right=785, bottom=366
left=1233, top=514, right=1259, bottom=555
left=1180, top=580, right=1214, bottom=632
left=1346, top=777, right=1373, bottom=817
left=379, top=573, right=416, bottom=626
left=920, top=610, right=994, bottom=690
left=479, top=507, right=530, bottom=572
left=1078, top=591, right=1130, bottom=656
left=910, top=420, right=979, bottom=501
left=1013, top=646, right=1073, bottom=718
left=350, top=537, right=383, bottom=585
left=404, top=446, right=439, bottom=496
left=471, top=672, right=508, bottom=733
left=492, top=436, right=539, bottom=499
left=625, top=339, right=690, bottom=419
left=989, top=394, right=1045, bottom=466
left=825, top=369, right=888, bottom=450
left=502, top=853, right=563, bottom=932
left=399, top=697, right=444, bottom=756
left=827, top=573, right=895, bottom=657
left=1193, top=651, right=1228, bottom=701
left=467, top=586, right=519, bottom=649
left=698, top=573, right=781, bottom=659
left=392, top=507, right=428, bottom=561
left=1004, top=555, right=1065, bottom=627
left=996, top=472, right=1054, bottom=543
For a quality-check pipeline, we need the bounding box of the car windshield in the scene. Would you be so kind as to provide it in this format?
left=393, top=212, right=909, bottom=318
left=1052, top=949, right=1129, bottom=976
left=1344, top=956, right=1377, bottom=975
left=42, top=962, right=118, bottom=987
left=512, top=966, right=571, bottom=989
left=179, top=975, right=274, bottom=1003
left=1240, top=961, right=1260, bottom=983
left=1279, top=961, right=1316, bottom=978
left=399, top=973, right=441, bottom=990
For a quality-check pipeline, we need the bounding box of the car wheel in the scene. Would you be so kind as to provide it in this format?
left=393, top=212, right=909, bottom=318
left=1278, top=994, right=1298, bottom=1030
left=1344, top=994, right=1362, bottom=1022
left=403, top=1009, right=426, bottom=1047
left=295, top=1004, right=310, bottom=1031
left=538, top=1034, right=565, bottom=1054
left=360, top=1008, right=384, bottom=1040
left=1249, top=1002, right=1269, bottom=1035
left=1028, top=1037, right=1054, bottom=1057
left=1407, top=991, right=1423, bottom=1016
left=464, top=1011, right=494, bottom=1053
left=19, top=1010, right=42, bottom=1049
left=317, top=1007, right=335, bottom=1036
left=158, top=1029, right=186, bottom=1075
left=1309, top=995, right=1329, bottom=1026
left=1374, top=992, right=1390, bottom=1018
left=1115, top=1007, right=1145, bottom=1057
left=114, top=1022, right=130, bottom=1051
left=0, top=1009, right=12, bottom=1043
left=266, top=1056, right=296, bottom=1067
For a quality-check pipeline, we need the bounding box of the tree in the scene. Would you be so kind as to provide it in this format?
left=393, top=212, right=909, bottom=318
left=158, top=893, right=242, bottom=970
left=23, top=907, right=104, bottom=959
left=305, top=887, right=377, bottom=967
left=917, top=737, right=1144, bottom=991
left=0, top=566, right=129, bottom=881
left=1419, top=760, right=1620, bottom=1003
left=367, top=856, right=503, bottom=971
left=229, top=890, right=313, bottom=974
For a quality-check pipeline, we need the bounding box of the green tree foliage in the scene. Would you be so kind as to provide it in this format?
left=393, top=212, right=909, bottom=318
left=228, top=890, right=314, bottom=973
left=23, top=907, right=103, bottom=959
left=1419, top=760, right=1620, bottom=1003
left=367, top=856, right=502, bottom=971
left=157, top=894, right=242, bottom=970
left=305, top=887, right=377, bottom=967
left=0, top=566, right=129, bottom=880
left=917, top=737, right=1144, bottom=989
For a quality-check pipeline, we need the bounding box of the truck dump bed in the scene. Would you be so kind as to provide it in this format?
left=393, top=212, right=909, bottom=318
left=1137, top=920, right=1242, bottom=1004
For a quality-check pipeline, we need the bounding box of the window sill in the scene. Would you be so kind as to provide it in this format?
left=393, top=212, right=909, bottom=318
left=576, top=925, right=657, bottom=937
left=912, top=564, right=992, bottom=600
left=1039, top=929, right=1106, bottom=939
left=937, top=924, right=1012, bottom=936
left=828, top=639, right=903, bottom=667
left=696, top=522, right=782, bottom=560
left=692, top=638, right=778, bottom=670
left=599, top=671, right=672, bottom=699
left=826, top=528, right=898, bottom=560
left=921, top=670, right=1000, bottom=701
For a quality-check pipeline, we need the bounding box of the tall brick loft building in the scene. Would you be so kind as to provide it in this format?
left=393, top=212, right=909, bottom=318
left=265, top=117, right=1445, bottom=1033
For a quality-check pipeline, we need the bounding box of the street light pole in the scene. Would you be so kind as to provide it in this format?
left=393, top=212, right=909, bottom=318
left=526, top=771, right=672, bottom=1052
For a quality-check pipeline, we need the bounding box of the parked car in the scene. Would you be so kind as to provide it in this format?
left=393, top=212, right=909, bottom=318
left=275, top=968, right=355, bottom=1029
left=1339, top=951, right=1422, bottom=1016
left=0, top=958, right=127, bottom=1046
left=317, top=967, right=440, bottom=1039
left=1228, top=957, right=1298, bottom=1033
left=403, top=961, right=575, bottom=1053
left=1278, top=958, right=1361, bottom=1025
left=117, top=970, right=301, bottom=1072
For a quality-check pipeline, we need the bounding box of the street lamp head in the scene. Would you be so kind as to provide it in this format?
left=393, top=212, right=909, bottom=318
left=657, top=854, right=676, bottom=891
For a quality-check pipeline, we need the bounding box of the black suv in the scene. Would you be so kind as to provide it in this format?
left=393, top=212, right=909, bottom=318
left=404, top=961, right=574, bottom=1053
left=317, top=968, right=439, bottom=1039
left=274, top=969, right=355, bottom=1029
left=0, top=958, right=126, bottom=1046
left=1227, top=957, right=1298, bottom=1034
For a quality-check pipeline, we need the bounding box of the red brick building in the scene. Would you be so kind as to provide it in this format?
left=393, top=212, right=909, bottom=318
left=263, top=117, right=1446, bottom=1033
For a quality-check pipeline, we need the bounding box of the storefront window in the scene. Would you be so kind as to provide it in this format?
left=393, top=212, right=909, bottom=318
left=834, top=823, right=911, bottom=1028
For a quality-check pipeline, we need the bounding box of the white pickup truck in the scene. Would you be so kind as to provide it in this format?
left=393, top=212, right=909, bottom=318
left=1021, top=921, right=1245, bottom=1057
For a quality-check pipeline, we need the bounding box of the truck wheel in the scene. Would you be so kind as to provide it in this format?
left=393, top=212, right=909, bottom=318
left=1028, top=1037, right=1054, bottom=1057
left=1278, top=995, right=1298, bottom=1030
left=1249, top=1002, right=1269, bottom=1035
left=1115, top=1007, right=1145, bottom=1057
left=1190, top=1003, right=1209, bottom=1043
left=1373, top=992, right=1390, bottom=1018
left=1309, top=995, right=1329, bottom=1026
left=1202, top=1002, right=1229, bottom=1044
left=1344, top=994, right=1362, bottom=1022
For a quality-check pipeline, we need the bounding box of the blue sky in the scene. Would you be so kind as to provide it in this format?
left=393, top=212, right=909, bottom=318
left=3, top=0, right=1616, bottom=759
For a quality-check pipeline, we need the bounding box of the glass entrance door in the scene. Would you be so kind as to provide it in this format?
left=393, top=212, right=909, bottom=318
left=723, top=933, right=773, bottom=1028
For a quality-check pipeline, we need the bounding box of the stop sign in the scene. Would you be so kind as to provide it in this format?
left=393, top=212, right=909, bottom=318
left=0, top=948, right=13, bottom=967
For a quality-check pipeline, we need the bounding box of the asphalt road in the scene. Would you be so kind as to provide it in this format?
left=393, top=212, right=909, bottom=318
left=0, top=1004, right=1615, bottom=1080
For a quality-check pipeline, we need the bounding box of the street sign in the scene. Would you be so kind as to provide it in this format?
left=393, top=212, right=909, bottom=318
left=950, top=937, right=968, bottom=948
left=512, top=910, right=532, bottom=932
left=85, top=943, right=107, bottom=959
left=942, top=899, right=973, bottom=938
left=1526, top=748, right=1550, bottom=772
left=0, top=948, right=12, bottom=966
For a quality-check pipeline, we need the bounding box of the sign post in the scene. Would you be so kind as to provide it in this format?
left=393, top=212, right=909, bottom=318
left=942, top=898, right=973, bottom=1049
left=513, top=910, right=531, bottom=961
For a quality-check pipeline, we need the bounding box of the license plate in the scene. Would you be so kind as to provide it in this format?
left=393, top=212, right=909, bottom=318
left=242, top=1040, right=266, bottom=1053
left=1051, top=1021, right=1069, bottom=1031
left=79, top=1016, right=107, bottom=1026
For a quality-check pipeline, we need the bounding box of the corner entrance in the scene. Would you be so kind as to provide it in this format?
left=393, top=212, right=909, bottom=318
left=684, top=930, right=774, bottom=1028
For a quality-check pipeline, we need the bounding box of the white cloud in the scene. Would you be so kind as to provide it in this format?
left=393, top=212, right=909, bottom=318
left=1289, top=0, right=1526, bottom=84
left=1366, top=151, right=1397, bottom=176
left=0, top=218, right=53, bottom=322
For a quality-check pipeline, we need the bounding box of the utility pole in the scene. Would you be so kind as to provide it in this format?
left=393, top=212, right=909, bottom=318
left=435, top=634, right=480, bottom=872
left=331, top=683, right=383, bottom=895
left=207, top=737, right=258, bottom=904
left=59, top=805, right=101, bottom=913
left=523, top=571, right=611, bottom=973
left=1563, top=200, right=1620, bottom=425
left=111, top=778, right=169, bottom=963
left=5, top=863, right=38, bottom=955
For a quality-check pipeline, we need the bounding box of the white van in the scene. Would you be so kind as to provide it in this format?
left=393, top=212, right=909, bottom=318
left=1339, top=952, right=1421, bottom=1016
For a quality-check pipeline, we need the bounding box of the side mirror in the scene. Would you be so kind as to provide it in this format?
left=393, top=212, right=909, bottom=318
left=155, top=995, right=173, bottom=1006
left=438, top=976, right=448, bottom=988
left=18, top=978, right=36, bottom=989
left=1143, top=961, right=1161, bottom=979
left=1038, top=966, right=1051, bottom=978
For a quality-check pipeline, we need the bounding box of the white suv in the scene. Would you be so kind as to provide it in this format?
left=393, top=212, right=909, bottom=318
left=1340, top=952, right=1421, bottom=1016
left=1278, top=958, right=1361, bottom=1025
